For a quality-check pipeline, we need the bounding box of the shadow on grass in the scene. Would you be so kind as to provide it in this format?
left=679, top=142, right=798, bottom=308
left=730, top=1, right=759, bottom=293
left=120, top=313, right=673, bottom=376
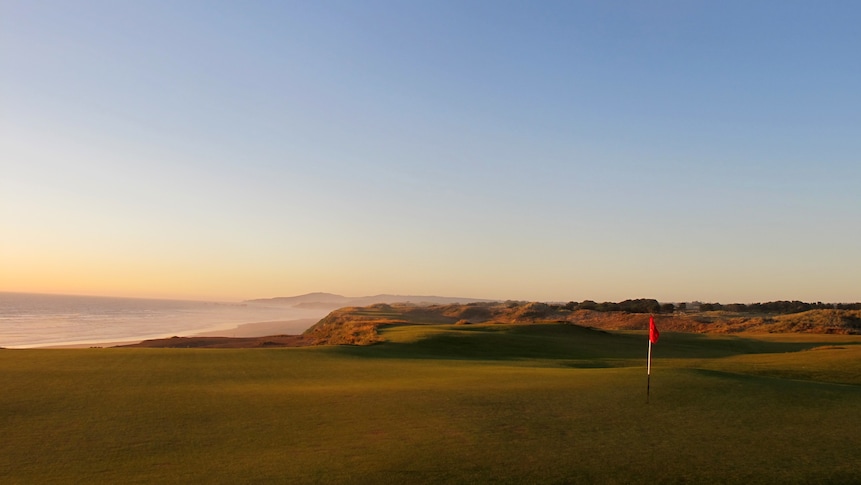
left=324, top=323, right=838, bottom=364
left=688, top=367, right=861, bottom=388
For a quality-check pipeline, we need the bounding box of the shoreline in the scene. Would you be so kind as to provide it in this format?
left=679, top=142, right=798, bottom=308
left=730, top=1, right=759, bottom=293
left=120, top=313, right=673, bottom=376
left=25, top=318, right=319, bottom=349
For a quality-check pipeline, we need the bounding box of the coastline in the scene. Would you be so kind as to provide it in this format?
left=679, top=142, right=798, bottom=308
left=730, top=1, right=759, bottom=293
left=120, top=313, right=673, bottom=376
left=193, top=318, right=318, bottom=338
left=28, top=318, right=319, bottom=349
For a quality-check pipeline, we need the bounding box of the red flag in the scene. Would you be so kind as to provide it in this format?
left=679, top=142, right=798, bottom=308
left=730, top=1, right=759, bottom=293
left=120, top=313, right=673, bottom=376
left=649, top=316, right=659, bottom=343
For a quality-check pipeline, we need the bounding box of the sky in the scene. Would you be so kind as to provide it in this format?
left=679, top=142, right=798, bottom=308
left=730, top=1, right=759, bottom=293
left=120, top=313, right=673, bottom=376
left=2, top=1, right=859, bottom=303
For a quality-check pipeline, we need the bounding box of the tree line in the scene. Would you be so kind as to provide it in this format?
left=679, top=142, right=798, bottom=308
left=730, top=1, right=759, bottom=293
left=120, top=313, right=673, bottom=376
left=695, top=301, right=861, bottom=313
left=559, top=299, right=861, bottom=315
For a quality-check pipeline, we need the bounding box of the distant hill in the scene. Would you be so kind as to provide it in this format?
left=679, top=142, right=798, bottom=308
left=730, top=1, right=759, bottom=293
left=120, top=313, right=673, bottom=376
left=246, top=293, right=351, bottom=306
left=245, top=293, right=496, bottom=310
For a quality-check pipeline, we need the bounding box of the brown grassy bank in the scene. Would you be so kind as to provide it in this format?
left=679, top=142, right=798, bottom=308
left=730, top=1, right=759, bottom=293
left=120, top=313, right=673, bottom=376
left=119, top=302, right=861, bottom=348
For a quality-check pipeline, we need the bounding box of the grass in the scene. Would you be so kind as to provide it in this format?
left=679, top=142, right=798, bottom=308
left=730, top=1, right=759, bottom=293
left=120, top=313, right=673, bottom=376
left=1, top=325, right=860, bottom=483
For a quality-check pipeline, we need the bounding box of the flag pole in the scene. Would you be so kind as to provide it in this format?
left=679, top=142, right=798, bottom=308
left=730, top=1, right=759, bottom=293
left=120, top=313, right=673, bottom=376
left=647, top=314, right=658, bottom=404
left=647, top=338, right=652, bottom=403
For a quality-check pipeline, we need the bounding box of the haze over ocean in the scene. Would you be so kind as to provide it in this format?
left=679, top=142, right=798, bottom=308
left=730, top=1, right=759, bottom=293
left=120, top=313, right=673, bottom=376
left=2, top=2, right=859, bottom=303
left=0, top=292, right=324, bottom=348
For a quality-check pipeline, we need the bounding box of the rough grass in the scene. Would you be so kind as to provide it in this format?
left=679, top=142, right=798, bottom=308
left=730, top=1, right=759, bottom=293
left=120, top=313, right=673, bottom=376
left=1, top=327, right=860, bottom=484
left=303, top=304, right=861, bottom=348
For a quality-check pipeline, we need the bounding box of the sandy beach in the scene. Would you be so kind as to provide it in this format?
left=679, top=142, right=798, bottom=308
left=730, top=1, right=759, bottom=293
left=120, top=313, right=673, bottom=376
left=35, top=318, right=319, bottom=349
left=193, top=318, right=318, bottom=338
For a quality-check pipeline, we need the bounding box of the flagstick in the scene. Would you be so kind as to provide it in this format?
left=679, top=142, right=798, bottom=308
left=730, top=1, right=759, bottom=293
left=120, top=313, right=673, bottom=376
left=647, top=339, right=652, bottom=403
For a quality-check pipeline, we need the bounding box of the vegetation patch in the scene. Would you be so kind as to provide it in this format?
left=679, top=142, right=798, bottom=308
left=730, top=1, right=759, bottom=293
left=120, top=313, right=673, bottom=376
left=301, top=303, right=861, bottom=349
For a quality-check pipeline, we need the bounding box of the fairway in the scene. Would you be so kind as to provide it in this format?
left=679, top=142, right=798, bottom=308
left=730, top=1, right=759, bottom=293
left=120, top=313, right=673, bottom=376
left=2, top=325, right=860, bottom=484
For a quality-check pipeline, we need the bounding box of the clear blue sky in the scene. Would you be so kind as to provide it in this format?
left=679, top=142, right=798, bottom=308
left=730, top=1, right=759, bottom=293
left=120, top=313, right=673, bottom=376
left=2, top=1, right=859, bottom=303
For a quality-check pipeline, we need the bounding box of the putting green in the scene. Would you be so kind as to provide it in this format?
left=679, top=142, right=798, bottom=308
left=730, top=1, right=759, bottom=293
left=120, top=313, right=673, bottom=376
left=1, top=327, right=859, bottom=483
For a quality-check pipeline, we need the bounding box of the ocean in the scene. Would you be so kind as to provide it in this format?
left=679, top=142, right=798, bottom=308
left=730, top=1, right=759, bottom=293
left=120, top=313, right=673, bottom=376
left=0, top=292, right=325, bottom=348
